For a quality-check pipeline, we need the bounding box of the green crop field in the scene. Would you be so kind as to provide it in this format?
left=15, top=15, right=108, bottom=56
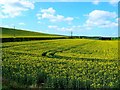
left=2, top=39, right=120, bottom=89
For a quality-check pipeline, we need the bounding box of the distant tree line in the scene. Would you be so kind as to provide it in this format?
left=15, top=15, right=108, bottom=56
left=70, top=36, right=120, bottom=40
left=1, top=36, right=120, bottom=43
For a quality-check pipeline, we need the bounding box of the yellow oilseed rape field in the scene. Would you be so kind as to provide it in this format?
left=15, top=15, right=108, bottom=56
left=2, top=39, right=120, bottom=89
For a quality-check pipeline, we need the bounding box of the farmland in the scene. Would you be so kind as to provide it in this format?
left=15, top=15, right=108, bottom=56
left=1, top=27, right=66, bottom=42
left=2, top=39, right=120, bottom=89
left=1, top=27, right=61, bottom=38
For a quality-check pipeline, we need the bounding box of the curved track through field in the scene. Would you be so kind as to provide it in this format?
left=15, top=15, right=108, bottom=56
left=41, top=41, right=118, bottom=62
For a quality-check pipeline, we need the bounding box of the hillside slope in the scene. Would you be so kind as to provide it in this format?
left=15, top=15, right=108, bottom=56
left=0, top=27, right=62, bottom=38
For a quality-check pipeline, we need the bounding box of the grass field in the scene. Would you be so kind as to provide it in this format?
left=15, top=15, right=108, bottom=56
left=1, top=27, right=63, bottom=38
left=2, top=39, right=120, bottom=89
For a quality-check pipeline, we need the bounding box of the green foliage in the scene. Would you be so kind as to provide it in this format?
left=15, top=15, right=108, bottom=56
left=2, top=39, right=120, bottom=89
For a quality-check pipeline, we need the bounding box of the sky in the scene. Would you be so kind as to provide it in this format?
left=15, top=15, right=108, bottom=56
left=0, top=0, right=119, bottom=37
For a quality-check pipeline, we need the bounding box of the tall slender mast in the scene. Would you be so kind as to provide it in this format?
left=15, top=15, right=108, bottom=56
left=71, top=31, right=73, bottom=38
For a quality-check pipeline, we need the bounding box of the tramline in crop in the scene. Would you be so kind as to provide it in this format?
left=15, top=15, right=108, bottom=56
left=2, top=39, right=119, bottom=88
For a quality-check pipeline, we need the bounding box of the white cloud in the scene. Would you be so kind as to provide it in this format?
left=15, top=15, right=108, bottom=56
left=0, top=24, right=9, bottom=28
left=48, top=25, right=72, bottom=31
left=27, top=0, right=118, bottom=2
left=19, top=22, right=25, bottom=26
left=92, top=0, right=119, bottom=5
left=112, top=32, right=118, bottom=36
left=37, top=21, right=41, bottom=24
left=48, top=25, right=58, bottom=29
left=118, top=18, right=120, bottom=26
left=109, top=0, right=119, bottom=5
left=41, top=7, right=56, bottom=15
left=92, top=0, right=100, bottom=5
left=0, top=0, right=34, bottom=18
left=0, top=23, right=15, bottom=28
left=36, top=7, right=74, bottom=23
left=85, top=10, right=118, bottom=28
left=48, top=25, right=90, bottom=32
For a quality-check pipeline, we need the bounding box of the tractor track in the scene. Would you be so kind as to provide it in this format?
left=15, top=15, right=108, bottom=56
left=41, top=41, right=118, bottom=62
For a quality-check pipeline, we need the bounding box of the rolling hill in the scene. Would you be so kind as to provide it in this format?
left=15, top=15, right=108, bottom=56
left=0, top=27, right=119, bottom=42
left=0, top=27, right=63, bottom=38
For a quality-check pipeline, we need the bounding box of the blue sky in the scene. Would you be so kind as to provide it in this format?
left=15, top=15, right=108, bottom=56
left=0, top=0, right=119, bottom=37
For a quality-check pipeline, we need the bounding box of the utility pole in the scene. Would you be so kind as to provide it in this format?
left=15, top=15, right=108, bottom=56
left=71, top=31, right=73, bottom=38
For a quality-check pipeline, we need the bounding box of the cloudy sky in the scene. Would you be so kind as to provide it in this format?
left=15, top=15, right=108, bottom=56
left=0, top=0, right=119, bottom=37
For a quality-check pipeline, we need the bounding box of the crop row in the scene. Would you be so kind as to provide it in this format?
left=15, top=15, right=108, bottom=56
left=2, top=39, right=120, bottom=89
